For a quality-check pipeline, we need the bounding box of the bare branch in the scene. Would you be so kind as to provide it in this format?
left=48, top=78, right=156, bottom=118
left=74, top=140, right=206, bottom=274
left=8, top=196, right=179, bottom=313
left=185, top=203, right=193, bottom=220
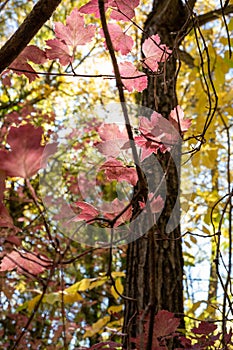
left=186, top=0, right=196, bottom=11
left=177, top=49, right=195, bottom=67
left=0, top=0, right=62, bottom=74
left=196, top=4, right=233, bottom=27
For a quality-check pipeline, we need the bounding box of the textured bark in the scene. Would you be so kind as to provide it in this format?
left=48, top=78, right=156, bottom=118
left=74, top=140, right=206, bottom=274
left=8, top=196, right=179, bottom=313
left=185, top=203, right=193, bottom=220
left=0, top=0, right=62, bottom=73
left=123, top=1, right=190, bottom=349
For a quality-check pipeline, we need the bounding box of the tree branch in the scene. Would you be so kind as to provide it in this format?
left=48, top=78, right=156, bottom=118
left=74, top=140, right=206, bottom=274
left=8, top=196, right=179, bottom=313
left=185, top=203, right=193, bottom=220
left=186, top=0, right=196, bottom=12
left=0, top=0, right=62, bottom=74
left=195, top=4, right=233, bottom=27
left=177, top=49, right=195, bottom=67
left=179, top=3, right=233, bottom=67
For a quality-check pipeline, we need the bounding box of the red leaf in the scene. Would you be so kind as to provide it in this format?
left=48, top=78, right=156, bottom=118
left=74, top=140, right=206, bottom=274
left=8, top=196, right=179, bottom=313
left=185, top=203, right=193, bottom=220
left=0, top=250, right=51, bottom=275
left=46, top=8, right=95, bottom=65
left=79, top=0, right=113, bottom=18
left=134, top=135, right=161, bottom=161
left=101, top=198, right=132, bottom=226
left=119, top=61, right=147, bottom=92
left=71, top=201, right=99, bottom=222
left=90, top=341, right=122, bottom=349
left=154, top=310, right=180, bottom=337
left=192, top=321, right=217, bottom=335
left=136, top=111, right=179, bottom=160
left=100, top=23, right=133, bottom=55
left=79, top=0, right=139, bottom=21
left=139, top=193, right=164, bottom=214
left=46, top=39, right=73, bottom=66
left=0, top=124, right=57, bottom=178
left=110, top=0, right=140, bottom=21
left=142, top=34, right=171, bottom=72
left=100, top=158, right=138, bottom=185
left=169, top=105, right=191, bottom=133
left=95, top=123, right=129, bottom=158
left=0, top=203, right=19, bottom=232
left=9, top=45, right=47, bottom=82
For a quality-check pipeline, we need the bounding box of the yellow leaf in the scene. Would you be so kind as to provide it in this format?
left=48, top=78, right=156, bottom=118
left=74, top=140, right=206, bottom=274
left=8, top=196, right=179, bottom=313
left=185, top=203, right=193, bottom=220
left=111, top=271, right=125, bottom=278
left=76, top=278, right=92, bottom=291
left=84, top=315, right=110, bottom=338
left=63, top=292, right=83, bottom=303
left=184, top=240, right=191, bottom=249
left=188, top=300, right=203, bottom=315
left=190, top=235, right=197, bottom=244
left=89, top=277, right=108, bottom=290
left=65, top=278, right=92, bottom=293
left=108, top=304, right=123, bottom=314
left=44, top=292, right=61, bottom=305
left=27, top=294, right=42, bottom=312
left=111, top=278, right=124, bottom=300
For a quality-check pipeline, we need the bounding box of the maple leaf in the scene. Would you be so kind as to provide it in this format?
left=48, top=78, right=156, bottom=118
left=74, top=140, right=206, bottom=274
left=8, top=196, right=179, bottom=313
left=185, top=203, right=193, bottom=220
left=0, top=203, right=21, bottom=248
left=134, top=135, right=161, bottom=161
left=79, top=0, right=113, bottom=18
left=95, top=123, right=129, bottom=158
left=0, top=250, right=51, bottom=275
left=192, top=321, right=217, bottom=335
left=110, top=0, right=140, bottom=21
left=101, top=198, right=132, bottom=227
left=9, top=45, right=47, bottom=82
left=100, top=158, right=138, bottom=185
left=46, top=39, right=73, bottom=66
left=0, top=124, right=57, bottom=178
left=135, top=112, right=178, bottom=160
left=169, top=105, right=191, bottom=133
left=139, top=193, right=164, bottom=214
left=119, top=61, right=147, bottom=92
left=142, top=34, right=171, bottom=72
left=154, top=310, right=180, bottom=337
left=79, top=0, right=139, bottom=21
left=90, top=341, right=122, bottom=349
left=46, top=8, right=95, bottom=65
left=100, top=23, right=133, bottom=55
left=71, top=201, right=99, bottom=222
left=0, top=203, right=19, bottom=233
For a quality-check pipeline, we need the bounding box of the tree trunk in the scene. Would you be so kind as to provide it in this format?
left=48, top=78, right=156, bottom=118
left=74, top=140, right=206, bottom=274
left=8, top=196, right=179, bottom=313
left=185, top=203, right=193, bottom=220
left=123, top=1, right=192, bottom=348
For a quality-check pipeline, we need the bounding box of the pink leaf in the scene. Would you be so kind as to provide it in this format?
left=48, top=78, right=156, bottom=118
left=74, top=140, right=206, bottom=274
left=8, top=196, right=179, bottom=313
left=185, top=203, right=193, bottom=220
left=100, top=158, right=138, bottom=185
left=98, top=123, right=128, bottom=142
left=9, top=45, right=47, bottom=82
left=46, top=8, right=95, bottom=65
left=71, top=201, right=99, bottom=222
left=134, top=135, right=160, bottom=161
left=192, top=321, right=217, bottom=335
left=100, top=23, right=133, bottom=55
left=46, top=39, right=73, bottom=66
left=142, top=34, right=171, bottom=72
left=55, top=9, right=95, bottom=47
left=79, top=0, right=139, bottom=21
left=0, top=250, right=51, bottom=275
left=139, top=193, right=164, bottom=214
left=169, top=105, right=191, bottom=133
left=154, top=310, right=180, bottom=337
left=79, top=0, right=113, bottom=18
left=110, top=0, right=140, bottom=21
left=95, top=123, right=129, bottom=158
left=136, top=111, right=179, bottom=160
left=0, top=124, right=57, bottom=178
left=0, top=203, right=19, bottom=232
left=101, top=198, right=132, bottom=227
left=119, top=61, right=147, bottom=92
